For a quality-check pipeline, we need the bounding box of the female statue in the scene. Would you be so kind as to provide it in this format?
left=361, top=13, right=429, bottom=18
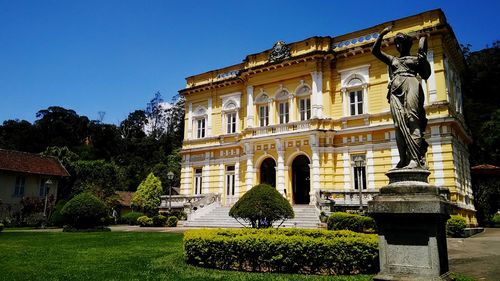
left=372, top=27, right=431, bottom=169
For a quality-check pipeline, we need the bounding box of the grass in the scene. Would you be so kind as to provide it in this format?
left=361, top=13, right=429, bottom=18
left=0, top=231, right=372, bottom=281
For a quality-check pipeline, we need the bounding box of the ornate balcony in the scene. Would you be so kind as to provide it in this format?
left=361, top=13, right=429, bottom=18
left=250, top=120, right=312, bottom=136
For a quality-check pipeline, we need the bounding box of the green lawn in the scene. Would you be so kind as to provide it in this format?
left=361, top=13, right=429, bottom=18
left=0, top=231, right=373, bottom=281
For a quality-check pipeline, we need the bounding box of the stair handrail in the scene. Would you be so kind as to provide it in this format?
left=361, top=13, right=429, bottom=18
left=185, top=193, right=221, bottom=214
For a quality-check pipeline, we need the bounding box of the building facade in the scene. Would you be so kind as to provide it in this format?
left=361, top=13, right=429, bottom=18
left=179, top=10, right=476, bottom=225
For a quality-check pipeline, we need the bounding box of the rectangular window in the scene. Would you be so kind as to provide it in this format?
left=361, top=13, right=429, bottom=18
left=194, top=168, right=203, bottom=195
left=226, top=112, right=237, bottom=134
left=299, top=98, right=311, bottom=121
left=278, top=102, right=289, bottom=124
left=349, top=90, right=364, bottom=116
left=353, top=166, right=366, bottom=190
left=196, top=119, right=205, bottom=138
left=14, top=176, right=25, bottom=197
left=259, top=105, right=269, bottom=127
left=225, top=165, right=235, bottom=196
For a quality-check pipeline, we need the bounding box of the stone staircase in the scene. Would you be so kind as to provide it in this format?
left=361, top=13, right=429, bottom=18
left=184, top=204, right=321, bottom=228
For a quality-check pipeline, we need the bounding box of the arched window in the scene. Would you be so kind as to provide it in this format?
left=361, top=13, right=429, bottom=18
left=255, top=92, right=270, bottom=127
left=339, top=66, right=370, bottom=117
left=295, top=84, right=311, bottom=121
left=275, top=88, right=290, bottom=124
left=192, top=106, right=207, bottom=138
left=222, top=100, right=239, bottom=134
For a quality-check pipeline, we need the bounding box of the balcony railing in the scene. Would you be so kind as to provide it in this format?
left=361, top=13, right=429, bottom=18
left=320, top=190, right=379, bottom=207
left=251, top=120, right=312, bottom=136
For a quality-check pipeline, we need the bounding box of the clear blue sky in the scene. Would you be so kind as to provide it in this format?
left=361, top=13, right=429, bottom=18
left=1, top=0, right=498, bottom=124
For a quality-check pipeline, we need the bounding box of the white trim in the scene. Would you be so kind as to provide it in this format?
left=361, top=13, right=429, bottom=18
left=207, top=98, right=212, bottom=137
left=246, top=86, right=254, bottom=128
left=366, top=148, right=375, bottom=190
left=310, top=71, right=323, bottom=118
left=187, top=102, right=193, bottom=139
left=431, top=141, right=445, bottom=186
left=427, top=50, right=437, bottom=102
left=343, top=152, right=351, bottom=190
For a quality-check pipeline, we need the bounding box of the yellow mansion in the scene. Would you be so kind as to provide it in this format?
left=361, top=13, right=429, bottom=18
left=178, top=10, right=476, bottom=225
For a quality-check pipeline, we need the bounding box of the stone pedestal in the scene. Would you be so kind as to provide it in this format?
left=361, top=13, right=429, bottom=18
left=368, top=168, right=451, bottom=281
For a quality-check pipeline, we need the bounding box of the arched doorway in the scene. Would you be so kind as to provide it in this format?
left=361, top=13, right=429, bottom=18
left=260, top=158, right=276, bottom=187
left=292, top=155, right=310, bottom=204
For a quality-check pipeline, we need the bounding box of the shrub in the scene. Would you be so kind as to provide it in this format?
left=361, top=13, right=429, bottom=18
left=131, top=173, right=163, bottom=215
left=121, top=211, right=144, bottom=225
left=137, top=216, right=153, bottom=227
left=60, top=193, right=108, bottom=229
left=166, top=216, right=178, bottom=227
left=63, top=225, right=110, bottom=232
left=0, top=223, right=4, bottom=232
left=327, top=212, right=376, bottom=233
left=229, top=184, right=294, bottom=228
left=49, top=200, right=68, bottom=227
left=447, top=215, right=467, bottom=237
left=152, top=215, right=167, bottom=227
left=492, top=213, right=500, bottom=227
left=161, top=210, right=187, bottom=220
left=184, top=228, right=379, bottom=275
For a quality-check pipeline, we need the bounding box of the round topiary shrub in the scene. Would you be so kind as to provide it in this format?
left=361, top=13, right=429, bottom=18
left=137, top=215, right=153, bottom=227
left=60, top=193, right=108, bottom=229
left=447, top=215, right=467, bottom=237
left=491, top=213, right=500, bottom=227
left=166, top=216, right=178, bottom=227
left=327, top=212, right=376, bottom=233
left=152, top=214, right=167, bottom=227
left=121, top=211, right=144, bottom=225
left=229, top=184, right=294, bottom=228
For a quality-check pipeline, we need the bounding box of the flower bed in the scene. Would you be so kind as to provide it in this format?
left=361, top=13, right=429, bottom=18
left=184, top=228, right=379, bottom=275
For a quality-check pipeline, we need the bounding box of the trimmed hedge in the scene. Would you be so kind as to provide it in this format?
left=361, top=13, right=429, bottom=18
left=447, top=215, right=467, bottom=237
left=60, top=193, right=108, bottom=229
left=152, top=215, right=167, bottom=227
left=327, top=212, right=376, bottom=233
left=184, top=228, right=379, bottom=275
left=121, top=211, right=144, bottom=225
left=137, top=216, right=153, bottom=227
left=167, top=216, right=178, bottom=227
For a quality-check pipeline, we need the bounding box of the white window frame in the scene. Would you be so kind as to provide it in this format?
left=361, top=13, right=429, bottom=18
left=258, top=105, right=269, bottom=127
left=278, top=101, right=289, bottom=124
left=225, top=165, right=235, bottom=197
left=349, top=90, right=364, bottom=116
left=351, top=155, right=367, bottom=190
left=299, top=97, right=311, bottom=121
left=195, top=118, right=206, bottom=138
left=339, top=66, right=370, bottom=117
left=14, top=175, right=25, bottom=197
left=194, top=168, right=203, bottom=195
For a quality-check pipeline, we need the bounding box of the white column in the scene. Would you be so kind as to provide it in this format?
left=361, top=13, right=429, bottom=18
left=187, top=102, right=193, bottom=139
left=366, top=148, right=375, bottom=190
left=207, top=98, right=212, bottom=136
left=276, top=139, right=285, bottom=196
left=219, top=163, right=224, bottom=198
left=310, top=71, right=323, bottom=118
left=268, top=99, right=275, bottom=125
left=288, top=94, right=295, bottom=122
left=182, top=154, right=191, bottom=195
left=427, top=51, right=437, bottom=102
left=245, top=143, right=254, bottom=191
left=203, top=152, right=210, bottom=194
left=430, top=126, right=444, bottom=186
left=246, top=85, right=254, bottom=128
left=235, top=160, right=240, bottom=199
left=309, top=134, right=320, bottom=205
left=343, top=152, right=351, bottom=190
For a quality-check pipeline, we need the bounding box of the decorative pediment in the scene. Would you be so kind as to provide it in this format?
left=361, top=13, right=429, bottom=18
left=268, top=41, right=291, bottom=63
left=295, top=84, right=311, bottom=97
left=193, top=106, right=207, bottom=117
left=275, top=89, right=289, bottom=101
left=255, top=92, right=269, bottom=104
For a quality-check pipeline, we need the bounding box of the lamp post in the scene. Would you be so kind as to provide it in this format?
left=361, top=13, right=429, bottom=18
left=42, top=179, right=53, bottom=228
left=353, top=156, right=365, bottom=213
left=167, top=171, right=174, bottom=211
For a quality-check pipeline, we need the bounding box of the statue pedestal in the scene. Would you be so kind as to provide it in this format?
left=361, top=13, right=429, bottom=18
left=368, top=169, right=451, bottom=281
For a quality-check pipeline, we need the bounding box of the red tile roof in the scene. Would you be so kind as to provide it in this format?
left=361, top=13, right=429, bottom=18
left=0, top=149, right=70, bottom=177
left=471, top=164, right=500, bottom=175
left=116, top=191, right=134, bottom=207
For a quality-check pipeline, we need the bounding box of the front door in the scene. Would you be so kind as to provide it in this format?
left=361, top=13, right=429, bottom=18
left=292, top=155, right=310, bottom=204
left=260, top=158, right=276, bottom=187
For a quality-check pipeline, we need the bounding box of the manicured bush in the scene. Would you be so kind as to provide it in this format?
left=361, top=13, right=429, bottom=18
left=61, top=193, right=108, bottom=229
left=447, top=215, right=467, bottom=237
left=121, top=211, right=144, bottom=225
left=132, top=173, right=163, bottom=215
left=184, top=228, right=379, bottom=275
left=137, top=216, right=153, bottom=227
left=167, top=216, right=178, bottom=227
left=161, top=210, right=187, bottom=221
left=491, top=213, right=500, bottom=227
left=152, top=215, right=167, bottom=227
left=49, top=200, right=68, bottom=227
left=229, top=184, right=294, bottom=228
left=0, top=223, right=4, bottom=232
left=327, top=212, right=376, bottom=233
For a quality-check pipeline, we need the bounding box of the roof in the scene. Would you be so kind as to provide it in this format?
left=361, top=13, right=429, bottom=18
left=471, top=164, right=500, bottom=175
left=116, top=191, right=134, bottom=207
left=0, top=149, right=70, bottom=177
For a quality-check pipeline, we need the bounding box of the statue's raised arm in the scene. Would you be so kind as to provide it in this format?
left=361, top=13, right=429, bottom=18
left=372, top=26, right=394, bottom=66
